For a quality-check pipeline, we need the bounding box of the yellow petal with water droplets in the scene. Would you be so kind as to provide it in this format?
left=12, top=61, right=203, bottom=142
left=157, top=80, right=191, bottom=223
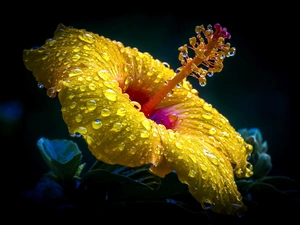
left=23, top=23, right=253, bottom=216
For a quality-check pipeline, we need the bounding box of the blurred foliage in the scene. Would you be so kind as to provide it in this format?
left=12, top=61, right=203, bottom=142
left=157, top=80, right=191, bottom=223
left=22, top=128, right=300, bottom=223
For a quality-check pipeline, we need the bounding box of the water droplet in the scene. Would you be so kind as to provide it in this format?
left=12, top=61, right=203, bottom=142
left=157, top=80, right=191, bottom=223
left=188, top=169, right=197, bottom=178
left=101, top=52, right=110, bottom=61
left=220, top=117, right=227, bottom=124
left=167, top=157, right=174, bottom=162
left=189, top=155, right=197, bottom=163
left=86, top=100, right=97, bottom=111
left=208, top=127, right=217, bottom=135
left=72, top=54, right=81, bottom=61
left=38, top=83, right=44, bottom=88
left=129, top=146, right=137, bottom=155
left=103, top=89, right=117, bottom=101
left=46, top=87, right=56, bottom=98
left=200, top=164, right=207, bottom=171
left=141, top=119, right=152, bottom=130
left=103, top=81, right=114, bottom=88
left=162, top=62, right=170, bottom=68
left=118, top=142, right=125, bottom=151
left=112, top=122, right=122, bottom=132
left=168, top=114, right=178, bottom=123
left=211, top=157, right=219, bottom=165
left=117, top=108, right=126, bottom=117
left=78, top=33, right=95, bottom=44
left=46, top=39, right=56, bottom=46
left=129, top=134, right=136, bottom=141
left=86, top=135, right=93, bottom=145
left=109, top=158, right=116, bottom=164
left=70, top=101, right=77, bottom=109
left=198, top=75, right=207, bottom=87
left=75, top=114, right=83, bottom=122
left=140, top=130, right=150, bottom=138
left=201, top=202, right=211, bottom=210
left=175, top=142, right=182, bottom=149
left=72, top=46, right=80, bottom=53
left=69, top=93, right=75, bottom=99
left=92, top=119, right=102, bottom=129
left=80, top=85, right=86, bottom=91
left=131, top=101, right=141, bottom=111
left=207, top=72, right=214, bottom=77
left=203, top=102, right=212, bottom=111
left=74, top=126, right=87, bottom=135
left=98, top=70, right=109, bottom=80
left=140, top=157, right=145, bottom=164
left=101, top=108, right=111, bottom=117
left=202, top=112, right=213, bottom=120
left=201, top=173, right=207, bottom=179
left=69, top=68, right=84, bottom=77
left=146, top=71, right=153, bottom=76
left=88, top=83, right=96, bottom=90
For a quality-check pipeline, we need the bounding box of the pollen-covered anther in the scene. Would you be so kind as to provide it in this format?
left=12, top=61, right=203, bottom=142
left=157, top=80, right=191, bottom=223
left=177, top=23, right=236, bottom=87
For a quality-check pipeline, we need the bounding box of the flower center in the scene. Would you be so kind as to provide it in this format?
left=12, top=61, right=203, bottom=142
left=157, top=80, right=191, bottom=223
left=141, top=23, right=235, bottom=117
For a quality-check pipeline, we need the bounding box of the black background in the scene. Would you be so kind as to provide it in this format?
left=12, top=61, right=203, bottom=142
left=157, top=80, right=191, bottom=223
left=2, top=3, right=297, bottom=222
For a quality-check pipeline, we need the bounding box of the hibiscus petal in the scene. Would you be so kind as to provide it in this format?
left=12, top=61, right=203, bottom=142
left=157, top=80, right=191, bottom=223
left=23, top=23, right=253, bottom=216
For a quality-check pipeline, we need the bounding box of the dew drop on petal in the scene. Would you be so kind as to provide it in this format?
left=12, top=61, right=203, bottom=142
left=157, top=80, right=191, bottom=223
left=69, top=68, right=84, bottom=77
left=103, top=89, right=117, bottom=101
left=75, top=114, right=83, bottom=122
left=86, top=135, right=93, bottom=145
left=118, top=142, right=125, bottom=151
left=38, top=83, right=44, bottom=88
left=101, top=108, right=111, bottom=117
left=200, top=164, right=207, bottom=171
left=140, top=130, right=150, bottom=138
left=86, top=100, right=97, bottom=111
left=78, top=33, right=95, bottom=44
left=188, top=169, right=197, bottom=178
left=70, top=101, right=77, bottom=109
left=175, top=142, right=182, bottom=149
left=141, top=119, right=152, bottom=130
left=211, top=157, right=219, bottom=165
left=117, top=108, right=126, bottom=117
left=208, top=127, right=216, bottom=135
left=112, top=122, right=122, bottom=132
left=202, top=112, right=213, bottom=120
left=74, top=126, right=87, bottom=135
left=203, top=102, right=212, bottom=111
left=101, top=52, right=110, bottom=61
left=109, top=158, right=116, bottom=164
left=92, top=119, right=102, bottom=129
left=98, top=70, right=109, bottom=80
left=129, top=134, right=136, bottom=141
left=88, top=83, right=96, bottom=90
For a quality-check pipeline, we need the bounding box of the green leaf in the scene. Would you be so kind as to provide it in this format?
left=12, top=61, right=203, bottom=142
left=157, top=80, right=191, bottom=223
left=81, top=163, right=188, bottom=202
left=257, top=176, right=300, bottom=190
left=82, top=169, right=154, bottom=200
left=51, top=153, right=82, bottom=181
left=37, top=137, right=83, bottom=181
left=88, top=161, right=161, bottom=190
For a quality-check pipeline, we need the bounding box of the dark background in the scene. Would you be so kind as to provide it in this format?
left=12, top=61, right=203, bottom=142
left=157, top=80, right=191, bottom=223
left=2, top=4, right=297, bottom=221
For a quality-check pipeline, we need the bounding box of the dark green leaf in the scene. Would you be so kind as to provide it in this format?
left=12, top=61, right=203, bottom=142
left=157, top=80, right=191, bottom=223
left=88, top=161, right=161, bottom=190
left=257, top=176, right=300, bottom=190
left=51, top=154, right=82, bottom=181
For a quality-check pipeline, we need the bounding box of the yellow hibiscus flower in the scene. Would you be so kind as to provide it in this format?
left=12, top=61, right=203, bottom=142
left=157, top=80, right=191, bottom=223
left=23, top=23, right=253, bottom=216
